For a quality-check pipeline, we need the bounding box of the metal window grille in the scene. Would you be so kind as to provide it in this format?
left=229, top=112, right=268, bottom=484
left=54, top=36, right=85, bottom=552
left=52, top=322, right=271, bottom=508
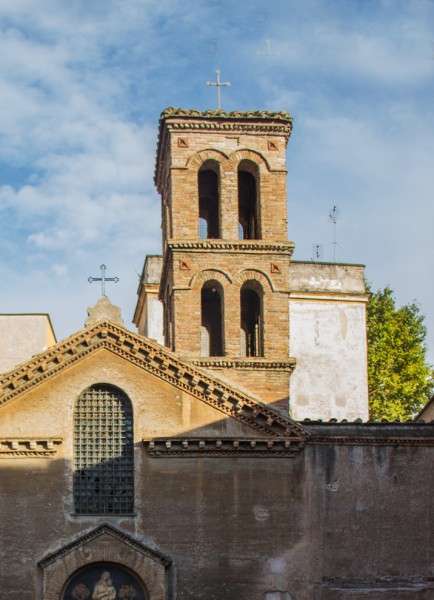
left=73, top=385, right=134, bottom=515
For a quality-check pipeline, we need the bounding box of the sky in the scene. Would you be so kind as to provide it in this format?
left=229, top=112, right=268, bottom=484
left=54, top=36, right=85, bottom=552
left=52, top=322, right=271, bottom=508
left=1, top=0, right=434, bottom=361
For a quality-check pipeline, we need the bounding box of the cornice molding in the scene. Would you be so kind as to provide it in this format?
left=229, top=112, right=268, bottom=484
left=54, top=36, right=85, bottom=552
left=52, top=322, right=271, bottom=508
left=166, top=240, right=295, bottom=253
left=143, top=436, right=305, bottom=457
left=305, top=422, right=434, bottom=447
left=0, top=437, right=62, bottom=458
left=289, top=291, right=369, bottom=303
left=308, top=436, right=434, bottom=447
left=0, top=321, right=308, bottom=441
left=192, top=358, right=296, bottom=371
left=160, top=107, right=293, bottom=122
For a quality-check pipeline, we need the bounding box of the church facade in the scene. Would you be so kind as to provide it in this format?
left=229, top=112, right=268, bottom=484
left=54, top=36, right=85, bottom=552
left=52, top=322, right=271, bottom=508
left=0, top=108, right=433, bottom=599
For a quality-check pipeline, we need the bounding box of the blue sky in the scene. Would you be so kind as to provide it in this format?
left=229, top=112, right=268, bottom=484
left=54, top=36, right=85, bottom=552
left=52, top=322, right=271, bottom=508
left=1, top=0, right=434, bottom=361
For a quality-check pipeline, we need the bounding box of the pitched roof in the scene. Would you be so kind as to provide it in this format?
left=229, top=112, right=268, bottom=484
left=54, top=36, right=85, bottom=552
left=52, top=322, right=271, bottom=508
left=0, top=320, right=308, bottom=442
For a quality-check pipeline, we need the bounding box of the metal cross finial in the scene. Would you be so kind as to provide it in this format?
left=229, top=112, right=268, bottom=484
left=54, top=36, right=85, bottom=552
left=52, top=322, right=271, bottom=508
left=207, top=69, right=231, bottom=110
left=88, top=264, right=119, bottom=296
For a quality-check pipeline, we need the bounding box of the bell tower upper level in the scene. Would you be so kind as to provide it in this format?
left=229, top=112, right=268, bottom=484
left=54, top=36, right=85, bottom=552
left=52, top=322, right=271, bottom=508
left=155, top=108, right=293, bottom=250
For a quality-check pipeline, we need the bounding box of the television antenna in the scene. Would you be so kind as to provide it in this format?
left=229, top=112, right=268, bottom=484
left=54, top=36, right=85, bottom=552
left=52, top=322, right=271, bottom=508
left=329, top=206, right=339, bottom=262
left=312, top=244, right=323, bottom=261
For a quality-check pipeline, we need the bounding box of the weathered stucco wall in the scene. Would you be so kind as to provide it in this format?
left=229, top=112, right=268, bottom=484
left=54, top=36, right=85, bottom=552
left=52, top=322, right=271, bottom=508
left=289, top=262, right=369, bottom=422
left=0, top=352, right=432, bottom=599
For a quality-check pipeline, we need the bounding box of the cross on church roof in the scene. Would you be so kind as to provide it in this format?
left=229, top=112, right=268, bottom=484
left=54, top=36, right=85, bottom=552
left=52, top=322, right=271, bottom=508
left=206, top=69, right=231, bottom=110
left=88, top=264, right=119, bottom=296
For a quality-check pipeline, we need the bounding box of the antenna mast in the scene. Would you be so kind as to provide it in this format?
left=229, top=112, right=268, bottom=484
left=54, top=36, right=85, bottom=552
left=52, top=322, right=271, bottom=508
left=329, top=206, right=338, bottom=262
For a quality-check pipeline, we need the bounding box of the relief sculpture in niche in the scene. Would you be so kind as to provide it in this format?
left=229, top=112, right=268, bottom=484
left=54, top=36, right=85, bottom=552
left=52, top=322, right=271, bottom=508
left=63, top=564, right=147, bottom=600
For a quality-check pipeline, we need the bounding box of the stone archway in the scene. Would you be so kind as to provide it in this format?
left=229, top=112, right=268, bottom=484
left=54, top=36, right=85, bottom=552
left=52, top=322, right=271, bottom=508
left=38, top=524, right=172, bottom=600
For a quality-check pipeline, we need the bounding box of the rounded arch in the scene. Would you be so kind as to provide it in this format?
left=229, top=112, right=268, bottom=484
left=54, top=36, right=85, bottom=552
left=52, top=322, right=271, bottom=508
left=73, top=384, right=134, bottom=515
left=233, top=268, right=274, bottom=292
left=228, top=148, right=271, bottom=172
left=62, top=562, right=149, bottom=600
left=190, top=268, right=232, bottom=290
left=186, top=148, right=230, bottom=172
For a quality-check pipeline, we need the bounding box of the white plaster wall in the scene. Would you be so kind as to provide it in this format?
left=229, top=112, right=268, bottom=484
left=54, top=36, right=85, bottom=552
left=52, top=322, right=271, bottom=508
left=289, top=300, right=369, bottom=421
left=145, top=294, right=164, bottom=345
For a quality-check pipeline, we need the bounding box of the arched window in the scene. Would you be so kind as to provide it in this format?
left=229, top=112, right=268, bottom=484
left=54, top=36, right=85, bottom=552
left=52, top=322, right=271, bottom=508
left=73, top=384, right=134, bottom=515
left=238, top=161, right=260, bottom=240
left=240, top=282, right=263, bottom=357
left=198, top=163, right=220, bottom=239
left=201, top=280, right=224, bottom=357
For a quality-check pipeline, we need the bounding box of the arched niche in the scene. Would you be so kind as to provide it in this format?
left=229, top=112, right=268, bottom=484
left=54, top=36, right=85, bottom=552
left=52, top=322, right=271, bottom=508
left=62, top=562, right=148, bottom=600
left=38, top=524, right=172, bottom=600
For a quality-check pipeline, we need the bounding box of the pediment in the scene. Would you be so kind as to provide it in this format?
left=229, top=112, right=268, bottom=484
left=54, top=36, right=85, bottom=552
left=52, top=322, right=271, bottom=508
left=0, top=320, right=308, bottom=442
left=39, top=524, right=171, bottom=600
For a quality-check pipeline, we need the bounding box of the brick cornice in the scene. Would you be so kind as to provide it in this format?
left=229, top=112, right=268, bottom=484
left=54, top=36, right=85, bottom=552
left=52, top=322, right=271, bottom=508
left=0, top=321, right=308, bottom=441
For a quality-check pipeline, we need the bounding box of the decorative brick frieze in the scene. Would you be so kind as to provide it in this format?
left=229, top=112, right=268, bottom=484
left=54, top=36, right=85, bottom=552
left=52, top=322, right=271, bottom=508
left=143, top=436, right=305, bottom=457
left=0, top=437, right=62, bottom=458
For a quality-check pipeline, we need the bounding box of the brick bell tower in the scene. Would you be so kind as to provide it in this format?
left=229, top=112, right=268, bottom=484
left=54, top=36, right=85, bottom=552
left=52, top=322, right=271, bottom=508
left=152, top=108, right=296, bottom=411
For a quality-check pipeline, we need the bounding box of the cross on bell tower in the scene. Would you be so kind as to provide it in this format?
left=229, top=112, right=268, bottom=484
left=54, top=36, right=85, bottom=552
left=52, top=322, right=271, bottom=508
left=206, top=69, right=231, bottom=109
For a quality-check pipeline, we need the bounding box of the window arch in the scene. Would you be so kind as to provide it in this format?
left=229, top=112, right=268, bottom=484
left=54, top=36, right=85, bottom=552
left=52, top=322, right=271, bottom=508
left=73, top=384, right=134, bottom=515
left=198, top=161, right=220, bottom=239
left=201, top=280, right=224, bottom=357
left=238, top=160, right=260, bottom=240
left=240, top=281, right=263, bottom=357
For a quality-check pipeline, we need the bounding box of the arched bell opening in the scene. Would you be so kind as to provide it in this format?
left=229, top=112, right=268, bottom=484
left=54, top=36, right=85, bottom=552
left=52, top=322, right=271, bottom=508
left=201, top=280, right=224, bottom=357
left=238, top=160, right=260, bottom=240
left=240, top=281, right=264, bottom=357
left=198, top=161, right=220, bottom=239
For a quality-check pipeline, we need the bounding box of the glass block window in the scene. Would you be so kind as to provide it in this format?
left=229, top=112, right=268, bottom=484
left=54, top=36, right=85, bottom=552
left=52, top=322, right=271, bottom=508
left=73, top=384, right=134, bottom=515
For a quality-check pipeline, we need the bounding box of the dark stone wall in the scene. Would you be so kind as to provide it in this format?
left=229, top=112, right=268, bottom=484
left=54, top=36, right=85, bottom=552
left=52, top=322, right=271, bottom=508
left=0, top=426, right=433, bottom=599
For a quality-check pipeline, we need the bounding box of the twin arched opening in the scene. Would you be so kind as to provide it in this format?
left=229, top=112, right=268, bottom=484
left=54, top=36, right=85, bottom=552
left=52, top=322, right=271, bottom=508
left=197, top=158, right=262, bottom=240
left=200, top=278, right=264, bottom=358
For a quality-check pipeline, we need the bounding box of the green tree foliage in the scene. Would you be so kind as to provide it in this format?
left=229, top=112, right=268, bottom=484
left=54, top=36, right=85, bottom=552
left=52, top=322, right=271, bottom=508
left=367, top=285, right=434, bottom=421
